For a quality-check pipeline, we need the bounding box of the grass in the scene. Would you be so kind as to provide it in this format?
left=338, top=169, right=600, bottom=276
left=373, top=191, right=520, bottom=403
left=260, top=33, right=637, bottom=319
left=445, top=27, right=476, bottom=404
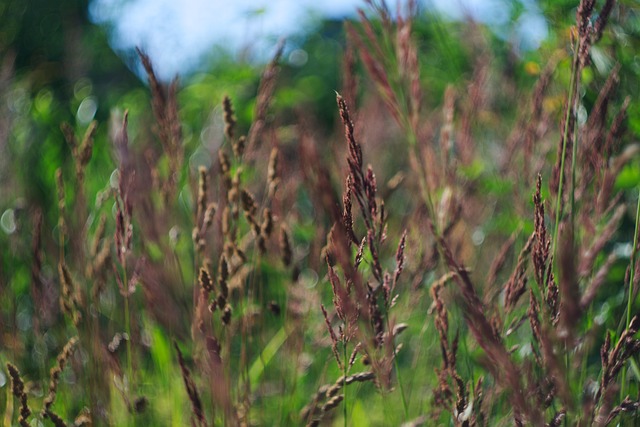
left=2, top=0, right=640, bottom=425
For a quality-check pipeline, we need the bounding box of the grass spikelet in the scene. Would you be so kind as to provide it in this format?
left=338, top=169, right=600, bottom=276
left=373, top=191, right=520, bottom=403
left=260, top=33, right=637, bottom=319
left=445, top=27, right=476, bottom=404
left=336, top=94, right=363, bottom=197
left=267, top=147, right=278, bottom=183
left=323, top=394, right=344, bottom=412
left=336, top=93, right=381, bottom=247
left=212, top=254, right=231, bottom=324
left=222, top=95, right=236, bottom=141
left=342, top=176, right=358, bottom=245
left=89, top=214, right=107, bottom=259
left=431, top=271, right=468, bottom=417
left=234, top=135, right=246, bottom=158
left=199, top=267, right=213, bottom=294
left=504, top=233, right=534, bottom=311
left=6, top=363, right=31, bottom=427
left=280, top=225, right=292, bottom=267
left=222, top=205, right=231, bottom=238
left=595, top=316, right=640, bottom=422
left=267, top=147, right=279, bottom=197
left=593, top=0, right=616, bottom=42
left=44, top=410, right=67, bottom=427
left=60, top=120, right=97, bottom=185
left=113, top=171, right=133, bottom=271
left=302, top=372, right=374, bottom=426
left=240, top=189, right=257, bottom=218
left=544, top=259, right=560, bottom=324
left=548, top=410, right=566, bottom=427
left=89, top=240, right=111, bottom=286
left=391, top=230, right=407, bottom=296
left=260, top=208, right=273, bottom=238
left=58, top=262, right=82, bottom=325
left=247, top=41, right=284, bottom=152
left=367, top=229, right=382, bottom=283
left=174, top=342, right=208, bottom=427
left=74, top=408, right=92, bottom=425
left=221, top=304, right=232, bottom=325
left=227, top=181, right=239, bottom=208
left=55, top=168, right=66, bottom=256
left=533, top=174, right=550, bottom=288
left=217, top=255, right=229, bottom=300
left=136, top=48, right=183, bottom=197
left=196, top=166, right=208, bottom=225
left=43, top=336, right=79, bottom=416
left=604, top=397, right=640, bottom=426
left=229, top=169, right=242, bottom=218
left=218, top=149, right=230, bottom=174
left=203, top=202, right=217, bottom=231
left=194, top=167, right=211, bottom=253
left=257, top=208, right=273, bottom=253
left=366, top=281, right=384, bottom=347
left=77, top=121, right=97, bottom=169
left=321, top=304, right=343, bottom=369
left=218, top=149, right=232, bottom=191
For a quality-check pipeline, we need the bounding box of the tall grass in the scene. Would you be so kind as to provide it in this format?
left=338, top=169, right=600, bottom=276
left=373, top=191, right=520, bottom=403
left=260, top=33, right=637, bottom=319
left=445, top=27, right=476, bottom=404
left=2, top=0, right=640, bottom=425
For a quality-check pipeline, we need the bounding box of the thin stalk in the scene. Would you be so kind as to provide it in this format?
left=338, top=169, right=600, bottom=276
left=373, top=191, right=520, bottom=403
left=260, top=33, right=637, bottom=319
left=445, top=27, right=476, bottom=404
left=579, top=307, right=593, bottom=390
left=392, top=349, right=409, bottom=419
left=209, top=314, right=218, bottom=424
left=386, top=316, right=409, bottom=419
left=58, top=232, right=64, bottom=265
left=406, top=129, right=437, bottom=230
left=626, top=189, right=640, bottom=332
left=565, top=93, right=581, bottom=391
left=569, top=99, right=579, bottom=237
left=550, top=47, right=579, bottom=399
left=460, top=325, right=475, bottom=387
left=551, top=40, right=580, bottom=260
left=192, top=249, right=200, bottom=330
left=343, top=340, right=348, bottom=427
left=381, top=390, right=389, bottom=425
left=621, top=189, right=640, bottom=398
left=123, top=267, right=133, bottom=395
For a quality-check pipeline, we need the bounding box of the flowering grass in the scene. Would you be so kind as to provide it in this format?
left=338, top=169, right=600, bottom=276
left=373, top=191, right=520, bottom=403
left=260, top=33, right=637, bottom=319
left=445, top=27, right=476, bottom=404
left=1, top=0, right=640, bottom=425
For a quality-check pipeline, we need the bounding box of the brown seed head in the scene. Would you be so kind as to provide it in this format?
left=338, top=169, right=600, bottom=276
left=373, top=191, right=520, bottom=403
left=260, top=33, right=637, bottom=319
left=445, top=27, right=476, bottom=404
left=280, top=225, right=292, bottom=266
left=7, top=363, right=31, bottom=426
left=222, top=95, right=236, bottom=141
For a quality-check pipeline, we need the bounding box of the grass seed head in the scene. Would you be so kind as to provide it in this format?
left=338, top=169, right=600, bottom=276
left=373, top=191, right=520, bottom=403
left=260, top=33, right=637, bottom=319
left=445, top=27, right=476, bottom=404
left=7, top=363, right=31, bottom=427
left=222, top=95, right=236, bottom=141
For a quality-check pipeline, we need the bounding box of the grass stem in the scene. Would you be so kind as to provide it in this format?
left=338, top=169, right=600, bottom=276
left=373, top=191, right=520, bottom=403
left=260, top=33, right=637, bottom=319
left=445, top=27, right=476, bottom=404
left=386, top=316, right=409, bottom=420
left=621, top=188, right=640, bottom=398
left=123, top=268, right=133, bottom=397
left=551, top=39, right=580, bottom=261
left=343, top=340, right=348, bottom=427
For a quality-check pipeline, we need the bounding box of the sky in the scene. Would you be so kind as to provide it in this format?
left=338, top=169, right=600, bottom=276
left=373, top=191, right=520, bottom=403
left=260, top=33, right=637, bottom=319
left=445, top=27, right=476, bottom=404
left=89, top=0, right=548, bottom=80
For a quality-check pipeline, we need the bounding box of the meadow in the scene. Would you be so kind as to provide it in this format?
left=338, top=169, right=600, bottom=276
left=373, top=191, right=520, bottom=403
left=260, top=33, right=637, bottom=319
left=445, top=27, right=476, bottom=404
left=2, top=0, right=640, bottom=425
